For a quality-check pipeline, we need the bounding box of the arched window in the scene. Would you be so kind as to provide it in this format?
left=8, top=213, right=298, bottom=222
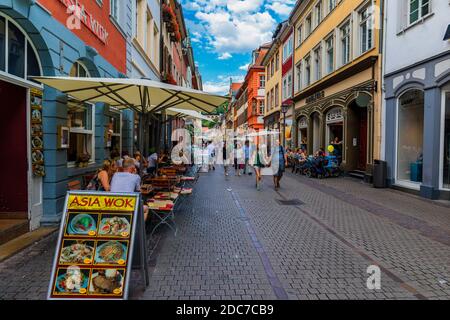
left=0, top=13, right=42, bottom=81
left=69, top=61, right=90, bottom=78
left=326, top=107, right=343, bottom=162
left=397, top=89, right=424, bottom=183
left=297, top=116, right=308, bottom=151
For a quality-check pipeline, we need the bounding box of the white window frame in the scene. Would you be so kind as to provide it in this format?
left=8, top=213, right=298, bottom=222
left=297, top=24, right=303, bottom=47
left=259, top=100, right=265, bottom=115
left=110, top=0, right=119, bottom=21
left=67, top=101, right=96, bottom=168
left=340, top=20, right=351, bottom=67
left=295, top=62, right=302, bottom=93
left=359, top=2, right=374, bottom=55
left=0, top=12, right=43, bottom=86
left=283, top=35, right=293, bottom=63
left=305, top=55, right=311, bottom=87
left=327, top=0, right=337, bottom=14
left=394, top=88, right=424, bottom=189
left=315, top=0, right=323, bottom=27
left=325, top=34, right=334, bottom=74
left=306, top=14, right=312, bottom=37
left=313, top=45, right=322, bottom=82
left=408, top=0, right=431, bottom=26
left=259, top=74, right=265, bottom=88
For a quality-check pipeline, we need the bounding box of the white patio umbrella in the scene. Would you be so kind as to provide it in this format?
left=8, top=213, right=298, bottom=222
left=32, top=76, right=228, bottom=155
left=32, top=76, right=228, bottom=114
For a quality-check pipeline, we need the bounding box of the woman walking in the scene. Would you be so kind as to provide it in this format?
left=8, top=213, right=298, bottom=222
left=251, top=142, right=266, bottom=190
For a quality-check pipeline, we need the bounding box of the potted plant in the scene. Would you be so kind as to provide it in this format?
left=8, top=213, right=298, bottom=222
left=77, top=153, right=91, bottom=167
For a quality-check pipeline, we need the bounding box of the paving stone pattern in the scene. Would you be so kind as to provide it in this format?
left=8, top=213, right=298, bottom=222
left=0, top=169, right=449, bottom=300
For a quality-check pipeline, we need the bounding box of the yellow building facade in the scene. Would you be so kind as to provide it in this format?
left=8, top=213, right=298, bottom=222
left=262, top=23, right=285, bottom=132
left=291, top=0, right=382, bottom=179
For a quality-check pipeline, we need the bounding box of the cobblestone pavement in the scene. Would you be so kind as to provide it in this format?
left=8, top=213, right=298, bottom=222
left=0, top=168, right=449, bottom=300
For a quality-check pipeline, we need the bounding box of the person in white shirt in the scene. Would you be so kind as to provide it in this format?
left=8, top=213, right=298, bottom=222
left=207, top=141, right=216, bottom=171
left=110, top=158, right=149, bottom=221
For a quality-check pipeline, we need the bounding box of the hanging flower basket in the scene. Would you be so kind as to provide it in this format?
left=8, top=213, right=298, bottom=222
left=162, top=4, right=173, bottom=23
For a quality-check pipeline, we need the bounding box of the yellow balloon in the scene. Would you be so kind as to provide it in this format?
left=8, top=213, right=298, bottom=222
left=327, top=145, right=335, bottom=153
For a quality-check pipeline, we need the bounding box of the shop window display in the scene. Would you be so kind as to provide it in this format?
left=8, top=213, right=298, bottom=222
left=397, top=89, right=424, bottom=183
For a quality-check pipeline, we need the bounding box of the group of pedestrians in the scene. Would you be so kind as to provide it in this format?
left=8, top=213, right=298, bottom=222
left=206, top=139, right=287, bottom=191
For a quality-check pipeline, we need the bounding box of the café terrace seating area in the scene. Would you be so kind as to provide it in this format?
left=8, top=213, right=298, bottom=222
left=68, top=161, right=200, bottom=238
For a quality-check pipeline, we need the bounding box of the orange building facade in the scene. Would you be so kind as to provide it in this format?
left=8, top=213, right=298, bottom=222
left=245, top=44, right=271, bottom=131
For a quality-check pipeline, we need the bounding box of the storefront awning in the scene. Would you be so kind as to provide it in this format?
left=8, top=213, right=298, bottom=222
left=444, top=25, right=450, bottom=41
left=32, top=76, right=228, bottom=114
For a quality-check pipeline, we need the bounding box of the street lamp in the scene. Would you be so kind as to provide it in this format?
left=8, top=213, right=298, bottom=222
left=281, top=103, right=289, bottom=148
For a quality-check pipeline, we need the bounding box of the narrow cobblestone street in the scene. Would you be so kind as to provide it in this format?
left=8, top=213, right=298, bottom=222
left=1, top=169, right=448, bottom=300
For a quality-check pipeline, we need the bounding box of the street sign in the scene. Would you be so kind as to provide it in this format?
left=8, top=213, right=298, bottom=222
left=47, top=191, right=148, bottom=300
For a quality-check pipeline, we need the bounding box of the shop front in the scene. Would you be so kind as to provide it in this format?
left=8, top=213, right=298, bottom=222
left=264, top=111, right=280, bottom=153
left=294, top=77, right=377, bottom=176
left=384, top=52, right=450, bottom=200
left=0, top=0, right=131, bottom=237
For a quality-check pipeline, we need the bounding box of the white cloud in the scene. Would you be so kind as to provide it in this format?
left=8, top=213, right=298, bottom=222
left=265, top=1, right=295, bottom=17
left=183, top=1, right=277, bottom=55
left=195, top=10, right=276, bottom=54
left=203, top=75, right=245, bottom=95
left=218, top=52, right=233, bottom=60
left=239, top=63, right=250, bottom=71
left=227, top=0, right=264, bottom=14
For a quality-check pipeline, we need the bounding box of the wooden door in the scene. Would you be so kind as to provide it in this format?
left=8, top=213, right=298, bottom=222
left=0, top=80, right=28, bottom=214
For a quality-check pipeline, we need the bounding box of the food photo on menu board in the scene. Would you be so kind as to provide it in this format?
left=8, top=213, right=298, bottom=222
left=59, top=240, right=95, bottom=265
left=94, top=240, right=128, bottom=265
left=53, top=267, right=90, bottom=295
left=65, top=212, right=99, bottom=236
left=89, top=268, right=125, bottom=295
left=98, top=214, right=132, bottom=237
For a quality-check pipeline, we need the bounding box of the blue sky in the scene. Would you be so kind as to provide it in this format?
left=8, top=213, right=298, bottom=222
left=181, top=0, right=297, bottom=95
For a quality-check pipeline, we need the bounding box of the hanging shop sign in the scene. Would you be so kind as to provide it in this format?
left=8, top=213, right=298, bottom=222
left=48, top=191, right=148, bottom=300
left=30, top=89, right=45, bottom=177
left=58, top=0, right=109, bottom=44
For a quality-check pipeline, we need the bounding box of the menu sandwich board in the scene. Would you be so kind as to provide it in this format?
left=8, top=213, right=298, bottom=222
left=48, top=191, right=141, bottom=300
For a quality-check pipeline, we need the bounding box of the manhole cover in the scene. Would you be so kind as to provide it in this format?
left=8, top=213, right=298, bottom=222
left=276, top=199, right=304, bottom=206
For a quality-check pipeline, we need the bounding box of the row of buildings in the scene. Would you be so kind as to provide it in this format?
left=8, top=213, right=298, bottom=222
left=226, top=0, right=450, bottom=201
left=0, top=0, right=202, bottom=237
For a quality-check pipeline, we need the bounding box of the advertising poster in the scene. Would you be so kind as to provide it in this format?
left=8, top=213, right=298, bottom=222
left=48, top=192, right=140, bottom=300
left=30, top=88, right=45, bottom=177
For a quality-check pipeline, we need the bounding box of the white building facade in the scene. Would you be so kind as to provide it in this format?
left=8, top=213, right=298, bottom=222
left=383, top=0, right=450, bottom=199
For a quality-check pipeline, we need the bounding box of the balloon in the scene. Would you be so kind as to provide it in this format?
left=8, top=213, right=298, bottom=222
left=327, top=145, right=335, bottom=153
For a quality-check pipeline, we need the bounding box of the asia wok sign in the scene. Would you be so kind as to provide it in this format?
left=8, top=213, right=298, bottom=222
left=59, top=0, right=109, bottom=44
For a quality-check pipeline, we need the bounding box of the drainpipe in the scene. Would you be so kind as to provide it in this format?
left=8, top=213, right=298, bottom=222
left=380, top=0, right=387, bottom=162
